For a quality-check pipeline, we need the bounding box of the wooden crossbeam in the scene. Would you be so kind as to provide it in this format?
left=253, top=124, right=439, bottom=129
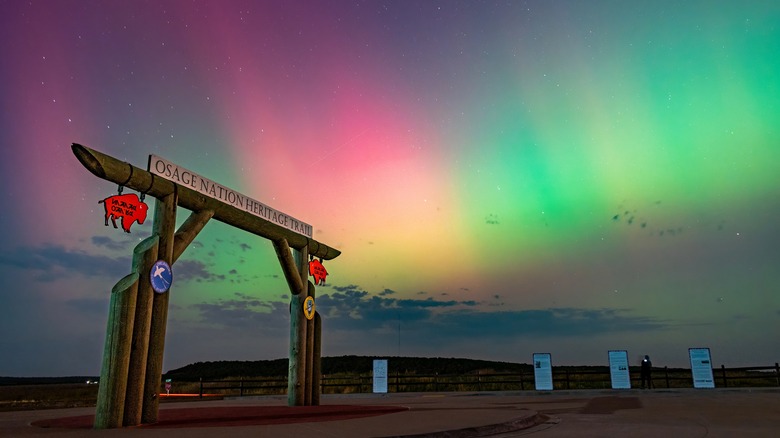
left=72, top=143, right=340, bottom=260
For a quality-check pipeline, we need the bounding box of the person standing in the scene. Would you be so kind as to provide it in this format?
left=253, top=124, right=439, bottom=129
left=641, top=355, right=653, bottom=389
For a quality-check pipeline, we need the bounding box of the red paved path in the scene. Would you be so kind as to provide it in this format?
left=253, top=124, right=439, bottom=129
left=33, top=404, right=408, bottom=429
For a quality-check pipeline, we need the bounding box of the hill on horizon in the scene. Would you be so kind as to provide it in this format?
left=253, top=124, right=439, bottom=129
left=0, top=356, right=530, bottom=384
left=163, top=355, right=535, bottom=381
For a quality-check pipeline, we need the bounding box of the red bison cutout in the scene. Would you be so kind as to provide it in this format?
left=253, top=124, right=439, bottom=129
left=309, top=259, right=328, bottom=285
left=98, top=193, right=148, bottom=233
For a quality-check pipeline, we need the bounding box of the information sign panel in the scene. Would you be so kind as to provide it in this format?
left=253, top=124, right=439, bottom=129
left=533, top=353, right=553, bottom=391
left=608, top=350, right=631, bottom=389
left=689, top=348, right=715, bottom=388
left=373, top=359, right=388, bottom=394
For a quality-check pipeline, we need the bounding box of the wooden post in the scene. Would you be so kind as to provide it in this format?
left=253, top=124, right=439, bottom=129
left=172, top=210, right=214, bottom=264
left=312, top=312, right=322, bottom=405
left=305, top=281, right=315, bottom=405
left=287, top=246, right=308, bottom=406
left=121, top=210, right=209, bottom=426
left=288, top=292, right=304, bottom=406
left=123, top=235, right=159, bottom=426
left=272, top=239, right=304, bottom=295
left=94, top=273, right=139, bottom=429
left=141, top=190, right=178, bottom=424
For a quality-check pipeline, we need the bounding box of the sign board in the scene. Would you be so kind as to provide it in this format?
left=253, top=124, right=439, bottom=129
left=150, top=260, right=172, bottom=293
left=608, top=350, right=631, bottom=389
left=533, top=353, right=553, bottom=391
left=689, top=348, right=715, bottom=388
left=373, top=359, right=388, bottom=394
left=149, top=155, right=313, bottom=238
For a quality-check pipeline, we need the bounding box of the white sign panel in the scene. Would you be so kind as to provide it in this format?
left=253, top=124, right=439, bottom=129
left=689, top=348, right=715, bottom=388
left=373, top=359, right=388, bottom=394
left=533, top=353, right=553, bottom=391
left=608, top=350, right=632, bottom=389
left=149, top=155, right=313, bottom=238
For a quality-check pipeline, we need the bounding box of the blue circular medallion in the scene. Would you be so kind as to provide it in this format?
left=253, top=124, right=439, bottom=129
left=150, top=260, right=173, bottom=293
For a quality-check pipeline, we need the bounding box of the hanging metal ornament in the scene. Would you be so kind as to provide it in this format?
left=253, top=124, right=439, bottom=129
left=97, top=165, right=149, bottom=233
left=309, top=257, right=328, bottom=285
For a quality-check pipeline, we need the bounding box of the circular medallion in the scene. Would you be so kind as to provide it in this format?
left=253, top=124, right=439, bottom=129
left=150, top=260, right=173, bottom=293
left=303, top=296, right=315, bottom=320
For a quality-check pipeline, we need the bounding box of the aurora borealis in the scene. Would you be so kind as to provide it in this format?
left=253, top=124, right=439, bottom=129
left=1, top=1, right=778, bottom=376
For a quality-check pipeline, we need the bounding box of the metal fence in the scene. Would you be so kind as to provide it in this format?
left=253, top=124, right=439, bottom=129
left=194, top=363, right=780, bottom=397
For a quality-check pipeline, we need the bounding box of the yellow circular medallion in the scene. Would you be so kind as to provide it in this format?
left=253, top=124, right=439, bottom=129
left=303, top=296, right=315, bottom=320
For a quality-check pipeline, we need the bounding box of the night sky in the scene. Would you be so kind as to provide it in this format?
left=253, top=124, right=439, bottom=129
left=1, top=1, right=778, bottom=377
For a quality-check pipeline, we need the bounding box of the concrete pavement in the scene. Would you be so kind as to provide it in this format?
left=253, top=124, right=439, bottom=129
left=2, top=388, right=778, bottom=437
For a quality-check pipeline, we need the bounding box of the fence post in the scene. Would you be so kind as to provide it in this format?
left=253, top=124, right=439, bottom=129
left=240, top=378, right=244, bottom=397
left=664, top=366, right=669, bottom=388
left=775, top=363, right=779, bottom=387
left=199, top=378, right=202, bottom=399
left=721, top=365, right=727, bottom=388
left=477, top=371, right=481, bottom=392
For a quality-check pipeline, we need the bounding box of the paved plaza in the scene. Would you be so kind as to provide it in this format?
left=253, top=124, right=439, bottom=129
left=2, top=388, right=778, bottom=437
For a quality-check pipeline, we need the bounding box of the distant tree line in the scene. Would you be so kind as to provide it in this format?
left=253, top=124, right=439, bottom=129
left=0, top=376, right=98, bottom=385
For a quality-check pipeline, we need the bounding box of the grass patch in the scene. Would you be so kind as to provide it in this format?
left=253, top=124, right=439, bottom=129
left=0, top=383, right=98, bottom=412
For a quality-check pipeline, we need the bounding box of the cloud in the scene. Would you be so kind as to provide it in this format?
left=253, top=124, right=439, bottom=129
left=174, top=259, right=221, bottom=282
left=316, top=288, right=665, bottom=341
left=66, top=297, right=110, bottom=317
left=394, top=297, right=473, bottom=308
left=182, top=285, right=667, bottom=355
left=0, top=240, right=233, bottom=286
left=330, top=284, right=363, bottom=293
left=432, top=308, right=666, bottom=339
left=90, top=236, right=131, bottom=252
left=0, top=244, right=127, bottom=281
left=190, top=293, right=288, bottom=332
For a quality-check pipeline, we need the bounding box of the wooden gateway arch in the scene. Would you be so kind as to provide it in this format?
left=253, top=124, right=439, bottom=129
left=72, top=144, right=340, bottom=429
